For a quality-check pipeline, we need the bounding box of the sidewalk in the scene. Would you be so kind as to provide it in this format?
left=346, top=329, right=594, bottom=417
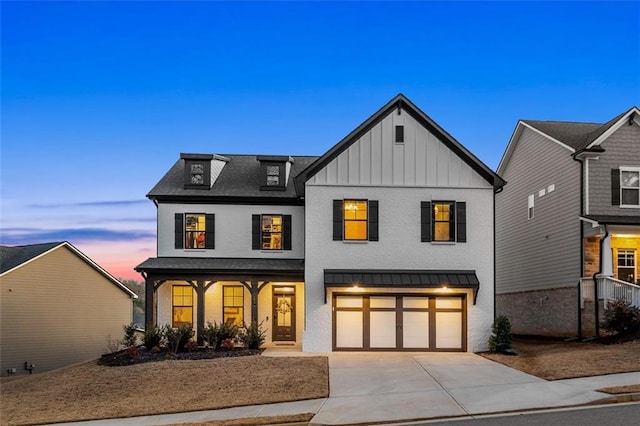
left=51, top=351, right=640, bottom=426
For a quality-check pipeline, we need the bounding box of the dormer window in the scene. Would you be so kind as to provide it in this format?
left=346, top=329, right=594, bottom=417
left=257, top=155, right=293, bottom=191
left=181, top=153, right=213, bottom=189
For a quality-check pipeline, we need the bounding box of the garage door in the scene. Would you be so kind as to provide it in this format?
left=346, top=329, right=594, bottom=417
left=333, top=294, right=466, bottom=351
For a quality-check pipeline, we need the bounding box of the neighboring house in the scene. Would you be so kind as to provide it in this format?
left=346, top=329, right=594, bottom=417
left=496, top=106, right=640, bottom=338
left=136, top=94, right=505, bottom=352
left=0, top=241, right=137, bottom=376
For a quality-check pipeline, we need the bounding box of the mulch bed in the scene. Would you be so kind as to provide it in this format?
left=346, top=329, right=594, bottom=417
left=99, top=346, right=261, bottom=367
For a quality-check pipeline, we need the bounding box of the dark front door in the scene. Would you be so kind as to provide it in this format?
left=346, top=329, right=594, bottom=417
left=272, top=287, right=296, bottom=341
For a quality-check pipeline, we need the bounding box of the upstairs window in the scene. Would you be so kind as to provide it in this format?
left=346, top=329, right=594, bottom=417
left=174, top=213, right=215, bottom=250
left=528, top=194, right=535, bottom=219
left=182, top=154, right=212, bottom=189
left=395, top=125, right=405, bottom=143
left=621, top=168, right=640, bottom=207
left=421, top=201, right=466, bottom=243
left=344, top=200, right=368, bottom=240
left=433, top=202, right=455, bottom=241
left=252, top=214, right=292, bottom=250
left=333, top=199, right=379, bottom=242
left=262, top=215, right=283, bottom=250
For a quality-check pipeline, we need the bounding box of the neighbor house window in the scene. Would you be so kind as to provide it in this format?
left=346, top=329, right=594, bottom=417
left=262, top=215, right=283, bottom=250
left=617, top=249, right=636, bottom=283
left=620, top=168, right=640, bottom=207
left=185, top=213, right=206, bottom=249
left=223, top=286, right=244, bottom=326
left=172, top=285, right=193, bottom=327
left=528, top=194, right=535, bottom=219
left=344, top=200, right=368, bottom=240
left=433, top=202, right=455, bottom=242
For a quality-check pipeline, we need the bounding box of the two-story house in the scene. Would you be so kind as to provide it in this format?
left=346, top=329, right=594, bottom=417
left=496, top=106, right=640, bottom=338
left=136, top=94, right=505, bottom=352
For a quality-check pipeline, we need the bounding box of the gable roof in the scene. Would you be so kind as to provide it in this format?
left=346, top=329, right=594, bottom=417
left=0, top=241, right=138, bottom=298
left=295, top=94, right=505, bottom=194
left=499, top=106, right=639, bottom=174
left=147, top=154, right=319, bottom=203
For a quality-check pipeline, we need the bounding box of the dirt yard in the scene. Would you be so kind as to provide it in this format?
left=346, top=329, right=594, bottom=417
left=481, top=337, right=640, bottom=380
left=0, top=355, right=328, bottom=426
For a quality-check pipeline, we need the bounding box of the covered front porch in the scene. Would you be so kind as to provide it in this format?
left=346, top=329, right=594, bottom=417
left=135, top=258, right=305, bottom=347
left=580, top=216, right=640, bottom=314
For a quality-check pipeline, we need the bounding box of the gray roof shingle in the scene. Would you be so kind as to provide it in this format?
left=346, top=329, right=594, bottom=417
left=147, top=154, right=319, bottom=200
left=0, top=242, right=64, bottom=274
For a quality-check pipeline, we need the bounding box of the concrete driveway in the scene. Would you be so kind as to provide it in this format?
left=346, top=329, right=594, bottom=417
left=310, top=352, right=618, bottom=425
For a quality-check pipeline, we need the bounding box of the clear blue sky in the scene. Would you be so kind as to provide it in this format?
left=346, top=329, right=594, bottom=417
left=2, top=1, right=639, bottom=280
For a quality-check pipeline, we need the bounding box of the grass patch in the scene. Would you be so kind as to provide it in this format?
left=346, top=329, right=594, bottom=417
left=0, top=355, right=328, bottom=426
left=598, top=385, right=640, bottom=395
left=171, top=413, right=314, bottom=425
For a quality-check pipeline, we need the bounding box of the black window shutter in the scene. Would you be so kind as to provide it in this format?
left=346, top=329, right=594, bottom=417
left=252, top=215, right=261, bottom=250
left=174, top=213, right=184, bottom=249
left=612, top=168, right=621, bottom=205
left=456, top=202, right=467, bottom=243
left=283, top=215, right=292, bottom=250
left=368, top=200, right=379, bottom=241
left=333, top=200, right=343, bottom=241
left=205, top=214, right=215, bottom=249
left=421, top=202, right=432, bottom=242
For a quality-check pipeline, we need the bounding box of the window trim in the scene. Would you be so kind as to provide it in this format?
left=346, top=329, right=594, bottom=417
left=172, top=285, right=193, bottom=328
left=432, top=201, right=456, bottom=242
left=343, top=199, right=369, bottom=241
left=619, top=166, right=640, bottom=208
left=223, top=285, right=245, bottom=326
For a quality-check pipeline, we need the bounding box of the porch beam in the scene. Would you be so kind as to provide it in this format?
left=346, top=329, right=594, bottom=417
left=196, top=280, right=205, bottom=345
left=241, top=280, right=270, bottom=324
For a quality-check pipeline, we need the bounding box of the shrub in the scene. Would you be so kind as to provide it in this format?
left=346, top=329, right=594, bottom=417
left=122, top=323, right=138, bottom=347
left=143, top=324, right=163, bottom=349
left=202, top=321, right=240, bottom=350
left=488, top=315, right=512, bottom=353
left=601, top=299, right=640, bottom=335
left=184, top=340, right=198, bottom=352
left=239, top=320, right=266, bottom=350
left=165, top=324, right=195, bottom=353
left=221, top=338, right=235, bottom=351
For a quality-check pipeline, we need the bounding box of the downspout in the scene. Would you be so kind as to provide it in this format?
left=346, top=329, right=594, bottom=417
left=494, top=184, right=504, bottom=320
left=593, top=225, right=608, bottom=338
left=572, top=155, right=584, bottom=339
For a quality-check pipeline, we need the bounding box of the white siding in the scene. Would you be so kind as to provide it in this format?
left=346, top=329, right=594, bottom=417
left=157, top=203, right=305, bottom=258
left=303, top=185, right=495, bottom=353
left=309, top=109, right=491, bottom=190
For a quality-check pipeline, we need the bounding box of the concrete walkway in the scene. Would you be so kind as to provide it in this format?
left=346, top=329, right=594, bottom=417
left=51, top=351, right=640, bottom=426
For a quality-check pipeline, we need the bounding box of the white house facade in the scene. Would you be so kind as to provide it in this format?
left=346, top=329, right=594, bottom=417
left=136, top=94, right=505, bottom=352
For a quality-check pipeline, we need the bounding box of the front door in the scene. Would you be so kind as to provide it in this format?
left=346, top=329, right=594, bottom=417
left=273, top=287, right=296, bottom=341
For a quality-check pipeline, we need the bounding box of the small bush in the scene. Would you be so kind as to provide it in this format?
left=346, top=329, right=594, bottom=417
left=122, top=323, right=138, bottom=347
left=601, top=299, right=640, bottom=335
left=165, top=324, right=195, bottom=353
left=221, top=338, right=235, bottom=351
left=143, top=324, right=163, bottom=349
left=488, top=315, right=512, bottom=353
left=239, top=320, right=266, bottom=350
left=202, top=321, right=240, bottom=350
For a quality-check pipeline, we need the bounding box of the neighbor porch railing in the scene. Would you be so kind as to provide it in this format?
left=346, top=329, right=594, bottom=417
left=580, top=276, right=640, bottom=309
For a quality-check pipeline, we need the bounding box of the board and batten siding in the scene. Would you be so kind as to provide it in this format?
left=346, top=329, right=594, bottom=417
left=0, top=246, right=133, bottom=376
left=157, top=203, right=304, bottom=258
left=309, top=110, right=491, bottom=189
left=496, top=126, right=582, bottom=294
left=587, top=123, right=640, bottom=216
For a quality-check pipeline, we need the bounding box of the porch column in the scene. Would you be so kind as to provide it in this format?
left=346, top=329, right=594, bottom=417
left=602, top=233, right=613, bottom=276
left=241, top=280, right=269, bottom=325
left=144, top=275, right=156, bottom=329
left=196, top=280, right=205, bottom=345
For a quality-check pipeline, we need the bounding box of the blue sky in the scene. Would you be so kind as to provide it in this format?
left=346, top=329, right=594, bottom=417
left=2, top=1, right=639, bottom=280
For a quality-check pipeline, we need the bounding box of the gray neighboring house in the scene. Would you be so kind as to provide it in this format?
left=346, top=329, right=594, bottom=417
left=496, top=106, right=640, bottom=338
left=0, top=242, right=137, bottom=376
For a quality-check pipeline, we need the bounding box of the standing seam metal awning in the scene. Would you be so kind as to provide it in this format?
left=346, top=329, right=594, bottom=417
left=324, top=269, right=480, bottom=304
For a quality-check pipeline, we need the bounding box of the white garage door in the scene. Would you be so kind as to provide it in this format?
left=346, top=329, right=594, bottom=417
left=333, top=294, right=465, bottom=351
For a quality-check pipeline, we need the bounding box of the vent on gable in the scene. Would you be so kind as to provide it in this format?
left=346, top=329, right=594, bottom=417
left=395, top=125, right=404, bottom=143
